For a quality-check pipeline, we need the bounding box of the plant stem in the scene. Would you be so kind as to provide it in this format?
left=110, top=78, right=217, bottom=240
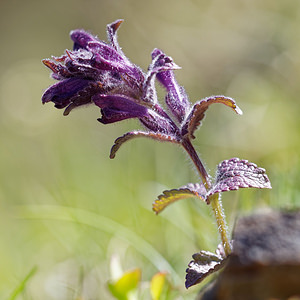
left=181, top=137, right=232, bottom=256
left=181, top=137, right=211, bottom=190
left=209, top=193, right=231, bottom=256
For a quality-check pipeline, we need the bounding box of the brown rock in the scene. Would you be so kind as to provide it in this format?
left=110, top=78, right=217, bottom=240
left=200, top=210, right=300, bottom=300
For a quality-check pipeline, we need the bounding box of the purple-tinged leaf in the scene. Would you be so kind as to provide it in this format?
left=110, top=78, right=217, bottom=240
left=207, top=158, right=272, bottom=198
left=182, top=95, right=243, bottom=139
left=110, top=131, right=180, bottom=159
left=153, top=183, right=206, bottom=215
left=185, top=248, right=228, bottom=289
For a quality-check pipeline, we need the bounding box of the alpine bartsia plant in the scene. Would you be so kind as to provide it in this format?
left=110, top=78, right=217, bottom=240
left=42, top=20, right=271, bottom=289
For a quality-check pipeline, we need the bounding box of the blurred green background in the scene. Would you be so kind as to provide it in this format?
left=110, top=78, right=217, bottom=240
left=1, top=0, right=299, bottom=299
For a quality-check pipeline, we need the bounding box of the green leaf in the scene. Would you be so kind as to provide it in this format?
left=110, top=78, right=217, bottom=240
left=9, top=266, right=37, bottom=300
left=150, top=272, right=168, bottom=300
left=110, top=131, right=180, bottom=159
left=153, top=183, right=206, bottom=214
left=108, top=268, right=141, bottom=300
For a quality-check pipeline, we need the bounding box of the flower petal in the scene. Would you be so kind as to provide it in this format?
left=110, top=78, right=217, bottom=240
left=70, top=29, right=99, bottom=50
left=143, top=50, right=180, bottom=103
left=42, top=78, right=94, bottom=109
left=152, top=49, right=190, bottom=123
left=139, top=110, right=179, bottom=136
left=88, top=42, right=142, bottom=82
left=90, top=51, right=129, bottom=73
left=93, top=94, right=148, bottom=124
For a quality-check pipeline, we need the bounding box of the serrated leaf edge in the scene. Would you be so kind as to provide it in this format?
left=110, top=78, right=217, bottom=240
left=207, top=158, right=272, bottom=198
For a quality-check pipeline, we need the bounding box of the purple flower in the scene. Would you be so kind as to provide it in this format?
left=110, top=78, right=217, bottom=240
left=42, top=20, right=179, bottom=128
left=152, top=48, right=190, bottom=123
left=42, top=20, right=242, bottom=158
left=42, top=20, right=145, bottom=118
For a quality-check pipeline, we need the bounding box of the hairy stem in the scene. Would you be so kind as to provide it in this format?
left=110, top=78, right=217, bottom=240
left=208, top=193, right=231, bottom=256
left=181, top=137, right=211, bottom=190
left=181, top=137, right=231, bottom=256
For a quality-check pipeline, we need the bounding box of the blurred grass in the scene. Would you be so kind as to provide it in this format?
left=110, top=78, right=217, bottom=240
left=1, top=0, right=300, bottom=298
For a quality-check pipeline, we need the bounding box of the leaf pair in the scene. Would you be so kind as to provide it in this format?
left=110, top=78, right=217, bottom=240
left=110, top=96, right=242, bottom=159
left=153, top=158, right=271, bottom=214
